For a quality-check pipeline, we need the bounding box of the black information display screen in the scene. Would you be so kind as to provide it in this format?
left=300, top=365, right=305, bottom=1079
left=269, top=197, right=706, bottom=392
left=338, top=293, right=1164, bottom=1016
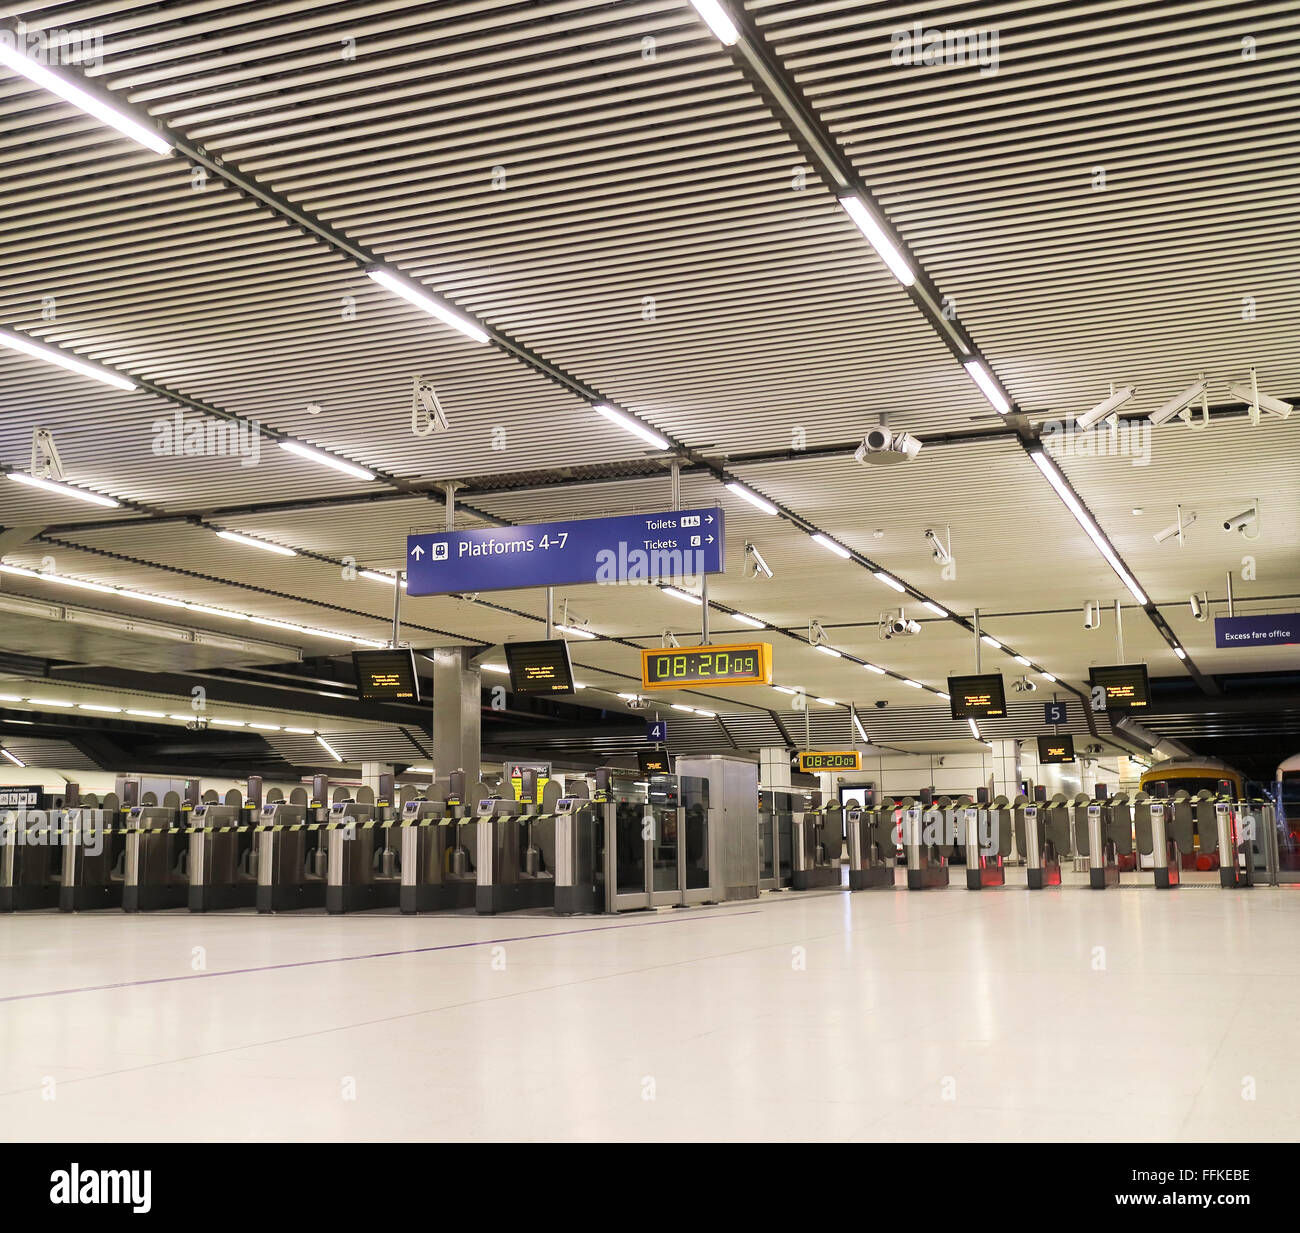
left=352, top=649, right=421, bottom=702
left=638, top=750, right=672, bottom=776
left=1037, top=734, right=1076, bottom=764
left=947, top=673, right=1008, bottom=719
left=504, top=640, right=575, bottom=695
left=1089, top=663, right=1151, bottom=710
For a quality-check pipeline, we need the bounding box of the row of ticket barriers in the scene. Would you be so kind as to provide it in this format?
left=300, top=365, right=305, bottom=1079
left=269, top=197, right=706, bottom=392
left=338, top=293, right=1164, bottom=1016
left=0, top=755, right=760, bottom=915
left=0, top=765, right=1277, bottom=915
left=770, top=782, right=1276, bottom=893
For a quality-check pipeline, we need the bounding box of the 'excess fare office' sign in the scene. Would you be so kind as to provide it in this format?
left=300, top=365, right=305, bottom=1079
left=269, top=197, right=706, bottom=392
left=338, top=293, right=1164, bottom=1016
left=406, top=507, right=724, bottom=596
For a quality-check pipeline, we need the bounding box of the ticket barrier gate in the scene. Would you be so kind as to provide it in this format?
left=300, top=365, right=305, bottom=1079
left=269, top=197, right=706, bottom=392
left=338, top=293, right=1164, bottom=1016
left=1, top=806, right=61, bottom=910
left=757, top=788, right=798, bottom=890
left=846, top=798, right=894, bottom=889
left=903, top=797, right=949, bottom=890
left=123, top=806, right=188, bottom=911
left=399, top=787, right=476, bottom=913
left=1132, top=792, right=1179, bottom=889
left=553, top=781, right=603, bottom=915
left=1215, top=799, right=1255, bottom=889
left=326, top=801, right=400, bottom=914
left=1014, top=794, right=1061, bottom=889
left=475, top=795, right=556, bottom=914
left=792, top=799, right=842, bottom=890
left=603, top=774, right=714, bottom=912
left=189, top=803, right=257, bottom=910
left=1081, top=788, right=1125, bottom=889
left=60, top=805, right=125, bottom=911
left=252, top=802, right=317, bottom=911
left=964, top=792, right=1007, bottom=889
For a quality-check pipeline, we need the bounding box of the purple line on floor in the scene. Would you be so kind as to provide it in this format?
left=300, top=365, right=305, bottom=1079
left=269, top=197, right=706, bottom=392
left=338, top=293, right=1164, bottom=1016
left=0, top=908, right=761, bottom=1004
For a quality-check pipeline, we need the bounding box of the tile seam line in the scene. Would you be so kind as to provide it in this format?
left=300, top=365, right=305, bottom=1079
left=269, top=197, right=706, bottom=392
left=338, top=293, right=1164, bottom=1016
left=0, top=907, right=761, bottom=1005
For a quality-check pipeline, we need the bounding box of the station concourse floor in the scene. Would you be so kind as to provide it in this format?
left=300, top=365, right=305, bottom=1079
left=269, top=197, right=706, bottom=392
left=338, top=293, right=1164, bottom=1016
left=1, top=882, right=1297, bottom=1143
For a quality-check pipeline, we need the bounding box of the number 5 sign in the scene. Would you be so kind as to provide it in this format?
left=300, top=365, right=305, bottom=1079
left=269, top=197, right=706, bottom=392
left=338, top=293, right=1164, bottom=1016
left=1044, top=701, right=1067, bottom=725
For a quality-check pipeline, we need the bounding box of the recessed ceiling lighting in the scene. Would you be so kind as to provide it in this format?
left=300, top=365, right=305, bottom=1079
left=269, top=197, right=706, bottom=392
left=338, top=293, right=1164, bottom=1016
left=7, top=472, right=122, bottom=507
left=215, top=530, right=297, bottom=557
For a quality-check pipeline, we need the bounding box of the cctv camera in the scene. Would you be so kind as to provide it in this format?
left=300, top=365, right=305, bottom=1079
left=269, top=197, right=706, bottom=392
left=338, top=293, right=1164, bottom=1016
left=1012, top=676, right=1038, bottom=693
left=1223, top=509, right=1257, bottom=533
left=1083, top=602, right=1100, bottom=630
left=744, top=542, right=774, bottom=580
left=874, top=700, right=889, bottom=709
left=861, top=426, right=892, bottom=452
left=924, top=528, right=953, bottom=565
left=1189, top=592, right=1206, bottom=622
left=888, top=616, right=921, bottom=636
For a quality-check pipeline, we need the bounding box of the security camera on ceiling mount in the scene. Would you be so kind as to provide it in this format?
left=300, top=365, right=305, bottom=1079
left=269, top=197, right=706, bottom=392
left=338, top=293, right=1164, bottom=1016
left=854, top=420, right=923, bottom=466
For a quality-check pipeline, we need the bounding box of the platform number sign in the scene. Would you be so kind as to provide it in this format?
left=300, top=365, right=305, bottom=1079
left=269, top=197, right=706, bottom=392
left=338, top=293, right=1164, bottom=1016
left=647, top=719, right=668, bottom=742
left=1044, top=700, right=1067, bottom=726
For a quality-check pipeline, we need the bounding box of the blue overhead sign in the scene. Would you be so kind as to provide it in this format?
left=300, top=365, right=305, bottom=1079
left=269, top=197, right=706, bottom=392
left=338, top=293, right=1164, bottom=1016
left=1214, top=613, right=1299, bottom=649
left=406, top=507, right=725, bottom=597
left=1044, top=701, right=1067, bottom=726
left=647, top=719, right=668, bottom=742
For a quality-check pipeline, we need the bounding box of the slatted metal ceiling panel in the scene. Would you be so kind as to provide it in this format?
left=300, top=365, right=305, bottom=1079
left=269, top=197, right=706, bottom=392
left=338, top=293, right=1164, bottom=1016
left=751, top=0, right=1300, bottom=417
left=0, top=735, right=103, bottom=771
left=262, top=724, right=430, bottom=768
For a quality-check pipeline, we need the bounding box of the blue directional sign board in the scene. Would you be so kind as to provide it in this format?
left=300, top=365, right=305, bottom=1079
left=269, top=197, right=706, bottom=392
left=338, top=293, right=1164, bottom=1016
left=1214, top=612, right=1299, bottom=649
left=406, top=507, right=725, bottom=597
left=647, top=719, right=668, bottom=742
left=1044, top=701, right=1067, bottom=725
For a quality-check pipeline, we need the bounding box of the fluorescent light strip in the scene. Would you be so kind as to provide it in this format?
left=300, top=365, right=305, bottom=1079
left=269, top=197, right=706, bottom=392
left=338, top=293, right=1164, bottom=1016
left=188, top=604, right=246, bottom=619
left=852, top=713, right=870, bottom=743
left=481, top=664, right=509, bottom=674
left=903, top=679, right=923, bottom=689
left=215, top=530, right=297, bottom=557
left=1174, top=647, right=1187, bottom=660
left=316, top=735, right=343, bottom=762
left=725, top=481, right=778, bottom=515
left=553, top=623, right=596, bottom=640
left=968, top=718, right=981, bottom=739
left=359, top=570, right=406, bottom=588
left=1029, top=451, right=1148, bottom=605
left=863, top=663, right=886, bottom=675
left=661, top=586, right=703, bottom=605
left=937, top=692, right=950, bottom=701
left=0, top=693, right=26, bottom=702
left=126, top=709, right=166, bottom=718
left=592, top=403, right=670, bottom=451
left=811, top=533, right=850, bottom=559
left=814, top=645, right=841, bottom=658
left=730, top=612, right=766, bottom=629
left=963, top=361, right=1011, bottom=414
left=284, top=727, right=315, bottom=735
left=7, top=472, right=121, bottom=508
left=78, top=704, right=121, bottom=713
left=874, top=571, right=906, bottom=593
left=1040, top=672, right=1057, bottom=683
left=0, top=748, right=25, bottom=767
left=0, top=43, right=173, bottom=155
left=211, top=718, right=245, bottom=727
left=279, top=441, right=375, bottom=482
left=1014, top=656, right=1031, bottom=666
left=922, top=601, right=948, bottom=617
left=366, top=268, right=490, bottom=344
left=836, top=195, right=916, bottom=286
left=772, top=686, right=798, bottom=695
left=689, top=0, right=740, bottom=44
left=29, top=698, right=73, bottom=708
left=45, top=574, right=117, bottom=595
left=982, top=635, right=1002, bottom=650
left=671, top=704, right=696, bottom=713
left=816, top=697, right=838, bottom=706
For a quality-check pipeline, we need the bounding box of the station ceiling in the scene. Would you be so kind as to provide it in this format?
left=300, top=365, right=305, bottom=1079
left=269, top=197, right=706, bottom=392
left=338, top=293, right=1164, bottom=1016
left=1, top=0, right=1297, bottom=778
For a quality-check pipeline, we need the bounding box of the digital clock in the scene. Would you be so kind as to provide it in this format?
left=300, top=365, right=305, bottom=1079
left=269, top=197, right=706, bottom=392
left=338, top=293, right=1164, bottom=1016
left=798, top=751, right=862, bottom=772
left=640, top=643, right=773, bottom=690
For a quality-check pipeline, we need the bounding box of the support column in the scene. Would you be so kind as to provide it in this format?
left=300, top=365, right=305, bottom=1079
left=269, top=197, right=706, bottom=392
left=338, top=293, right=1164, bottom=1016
left=360, top=762, right=392, bottom=800
left=759, top=747, right=791, bottom=788
left=990, top=739, right=1023, bottom=801
left=431, top=647, right=482, bottom=792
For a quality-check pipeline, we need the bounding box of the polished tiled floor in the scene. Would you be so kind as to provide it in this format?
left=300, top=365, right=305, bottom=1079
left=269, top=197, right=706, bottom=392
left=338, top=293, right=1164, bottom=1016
left=1, top=884, right=1296, bottom=1141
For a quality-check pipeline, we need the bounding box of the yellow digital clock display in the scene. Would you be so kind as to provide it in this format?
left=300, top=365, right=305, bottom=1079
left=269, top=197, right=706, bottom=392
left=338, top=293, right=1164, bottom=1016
left=640, top=643, right=773, bottom=690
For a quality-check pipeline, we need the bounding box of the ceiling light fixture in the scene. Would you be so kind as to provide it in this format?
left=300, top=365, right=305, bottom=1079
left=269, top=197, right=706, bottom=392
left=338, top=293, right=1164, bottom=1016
left=725, top=480, right=778, bottom=515
left=730, top=612, right=766, bottom=629
left=811, top=533, right=851, bottom=559
left=592, top=403, right=670, bottom=451
left=278, top=441, right=375, bottom=482
left=963, top=360, right=1011, bottom=414
left=874, top=571, right=906, bottom=593
left=0, top=326, right=137, bottom=391
left=315, top=735, right=343, bottom=762
left=814, top=645, right=842, bottom=658
left=852, top=712, right=870, bottom=743
left=215, top=530, right=297, bottom=557
left=553, top=623, right=597, bottom=640
left=1029, top=449, right=1148, bottom=605
left=922, top=601, right=949, bottom=617
left=6, top=472, right=121, bottom=507
left=688, top=0, right=740, bottom=44
left=366, top=268, right=490, bottom=344
left=661, top=586, right=703, bottom=605
left=836, top=194, right=916, bottom=286
left=0, top=747, right=25, bottom=767
left=0, top=43, right=173, bottom=155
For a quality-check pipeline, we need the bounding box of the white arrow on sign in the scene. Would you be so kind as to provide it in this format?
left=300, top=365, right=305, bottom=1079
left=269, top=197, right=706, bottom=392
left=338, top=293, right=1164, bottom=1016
left=706, top=535, right=714, bottom=544
left=706, top=515, right=714, bottom=523
left=410, top=544, right=424, bottom=558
